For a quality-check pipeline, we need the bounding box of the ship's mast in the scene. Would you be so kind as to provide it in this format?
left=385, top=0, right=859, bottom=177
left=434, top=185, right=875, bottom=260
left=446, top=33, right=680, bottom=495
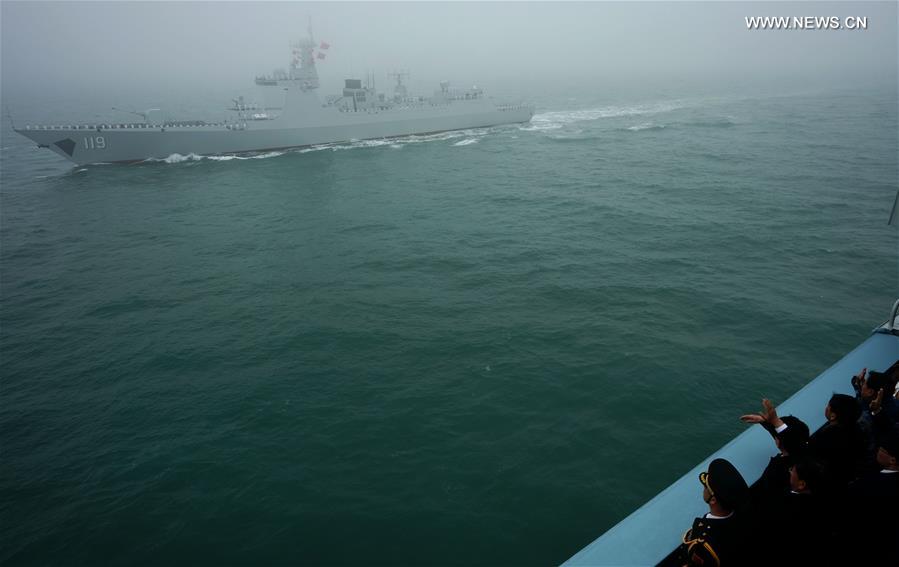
left=388, top=71, right=409, bottom=100
left=289, top=24, right=319, bottom=90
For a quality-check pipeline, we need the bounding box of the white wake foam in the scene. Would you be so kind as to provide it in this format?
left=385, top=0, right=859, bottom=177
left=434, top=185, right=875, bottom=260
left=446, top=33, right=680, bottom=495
left=146, top=150, right=286, bottom=164
left=157, top=153, right=202, bottom=163
left=206, top=151, right=286, bottom=161
left=143, top=127, right=494, bottom=164
left=298, top=128, right=489, bottom=153
left=528, top=100, right=688, bottom=131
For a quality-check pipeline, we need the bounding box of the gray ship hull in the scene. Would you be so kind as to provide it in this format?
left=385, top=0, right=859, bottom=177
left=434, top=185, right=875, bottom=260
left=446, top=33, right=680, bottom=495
left=16, top=103, right=533, bottom=165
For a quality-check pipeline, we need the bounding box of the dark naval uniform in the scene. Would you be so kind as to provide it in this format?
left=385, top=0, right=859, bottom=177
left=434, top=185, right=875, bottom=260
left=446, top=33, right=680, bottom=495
left=678, top=514, right=744, bottom=567
left=668, top=458, right=749, bottom=567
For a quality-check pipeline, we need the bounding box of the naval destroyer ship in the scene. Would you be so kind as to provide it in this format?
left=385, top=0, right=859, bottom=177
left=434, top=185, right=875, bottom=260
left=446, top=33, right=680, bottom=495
left=14, top=33, right=533, bottom=165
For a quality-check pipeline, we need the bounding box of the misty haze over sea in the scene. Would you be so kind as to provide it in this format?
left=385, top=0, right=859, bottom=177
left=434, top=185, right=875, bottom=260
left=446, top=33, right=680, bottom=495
left=2, top=2, right=897, bottom=565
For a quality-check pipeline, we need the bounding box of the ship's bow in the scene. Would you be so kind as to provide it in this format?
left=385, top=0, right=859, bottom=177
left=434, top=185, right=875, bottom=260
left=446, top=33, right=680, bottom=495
left=15, top=128, right=83, bottom=165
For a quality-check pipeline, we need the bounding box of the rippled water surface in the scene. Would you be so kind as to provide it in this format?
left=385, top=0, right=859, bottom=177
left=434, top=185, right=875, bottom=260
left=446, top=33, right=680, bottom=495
left=1, top=87, right=897, bottom=565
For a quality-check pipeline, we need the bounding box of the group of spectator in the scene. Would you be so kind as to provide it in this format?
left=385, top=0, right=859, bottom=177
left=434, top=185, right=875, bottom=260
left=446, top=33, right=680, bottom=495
left=662, top=360, right=899, bottom=567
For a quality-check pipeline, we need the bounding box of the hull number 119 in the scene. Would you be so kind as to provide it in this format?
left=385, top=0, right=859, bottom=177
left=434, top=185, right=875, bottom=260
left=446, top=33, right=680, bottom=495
left=83, top=136, right=106, bottom=149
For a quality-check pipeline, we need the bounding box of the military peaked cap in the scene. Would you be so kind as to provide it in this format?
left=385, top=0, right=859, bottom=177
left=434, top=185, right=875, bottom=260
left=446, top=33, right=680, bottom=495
left=699, top=458, right=749, bottom=510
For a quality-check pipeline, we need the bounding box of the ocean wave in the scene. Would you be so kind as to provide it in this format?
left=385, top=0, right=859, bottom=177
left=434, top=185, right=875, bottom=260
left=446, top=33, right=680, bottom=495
left=546, top=128, right=599, bottom=142
left=530, top=100, right=687, bottom=131
left=626, top=122, right=665, bottom=132
left=518, top=123, right=563, bottom=132
left=680, top=116, right=739, bottom=128
left=453, top=138, right=479, bottom=146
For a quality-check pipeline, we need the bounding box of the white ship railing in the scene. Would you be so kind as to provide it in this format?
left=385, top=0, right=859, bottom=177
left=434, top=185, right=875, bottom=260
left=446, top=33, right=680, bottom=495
left=25, top=122, right=234, bottom=131
left=887, top=299, right=899, bottom=332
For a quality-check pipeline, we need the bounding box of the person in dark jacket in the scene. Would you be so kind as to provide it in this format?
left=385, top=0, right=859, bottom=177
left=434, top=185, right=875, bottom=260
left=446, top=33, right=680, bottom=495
left=674, top=458, right=750, bottom=567
left=773, top=457, right=829, bottom=565
left=740, top=401, right=817, bottom=549
left=852, top=367, right=899, bottom=473
left=809, top=393, right=867, bottom=488
left=755, top=415, right=809, bottom=500
left=853, top=367, right=899, bottom=433
left=739, top=400, right=810, bottom=504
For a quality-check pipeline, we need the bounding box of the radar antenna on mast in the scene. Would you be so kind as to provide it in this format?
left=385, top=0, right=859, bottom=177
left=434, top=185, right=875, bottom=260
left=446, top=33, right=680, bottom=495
left=287, top=21, right=321, bottom=89
left=388, top=71, right=410, bottom=100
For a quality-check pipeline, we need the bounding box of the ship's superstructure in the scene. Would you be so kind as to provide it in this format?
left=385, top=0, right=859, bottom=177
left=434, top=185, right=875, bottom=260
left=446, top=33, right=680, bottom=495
left=15, top=32, right=533, bottom=165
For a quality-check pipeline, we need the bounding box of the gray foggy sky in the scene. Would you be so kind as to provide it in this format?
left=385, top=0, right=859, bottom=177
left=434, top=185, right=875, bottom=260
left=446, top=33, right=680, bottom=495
left=1, top=1, right=896, bottom=106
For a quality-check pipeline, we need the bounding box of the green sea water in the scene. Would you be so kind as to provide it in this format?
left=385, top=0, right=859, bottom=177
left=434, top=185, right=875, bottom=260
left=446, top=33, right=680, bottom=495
left=1, top=86, right=897, bottom=565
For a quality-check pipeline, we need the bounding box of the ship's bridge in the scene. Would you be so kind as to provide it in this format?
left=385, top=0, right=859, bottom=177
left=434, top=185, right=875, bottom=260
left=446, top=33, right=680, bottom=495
left=334, top=78, right=393, bottom=112
left=433, top=81, right=484, bottom=102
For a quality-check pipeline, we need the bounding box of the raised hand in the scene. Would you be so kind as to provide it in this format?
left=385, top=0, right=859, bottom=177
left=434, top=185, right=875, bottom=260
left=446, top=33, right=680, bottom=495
left=870, top=388, right=884, bottom=415
left=761, top=398, right=785, bottom=428
left=761, top=399, right=775, bottom=421
left=740, top=398, right=784, bottom=428
left=852, top=367, right=867, bottom=390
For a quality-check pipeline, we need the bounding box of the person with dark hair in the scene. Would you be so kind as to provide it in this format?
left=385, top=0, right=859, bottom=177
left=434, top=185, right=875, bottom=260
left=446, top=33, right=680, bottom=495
left=789, top=456, right=825, bottom=496
left=672, top=458, right=750, bottom=567
left=739, top=399, right=827, bottom=558
left=852, top=367, right=899, bottom=473
left=740, top=399, right=810, bottom=503
left=853, top=366, right=899, bottom=430
left=777, top=456, right=829, bottom=564
left=809, top=393, right=867, bottom=487
left=825, top=393, right=862, bottom=425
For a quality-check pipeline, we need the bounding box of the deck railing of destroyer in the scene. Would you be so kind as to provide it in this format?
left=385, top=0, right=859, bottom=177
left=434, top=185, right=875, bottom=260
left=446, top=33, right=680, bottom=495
left=25, top=122, right=232, bottom=131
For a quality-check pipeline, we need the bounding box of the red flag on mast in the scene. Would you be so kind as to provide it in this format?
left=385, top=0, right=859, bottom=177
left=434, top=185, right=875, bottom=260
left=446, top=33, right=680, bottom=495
left=320, top=41, right=330, bottom=50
